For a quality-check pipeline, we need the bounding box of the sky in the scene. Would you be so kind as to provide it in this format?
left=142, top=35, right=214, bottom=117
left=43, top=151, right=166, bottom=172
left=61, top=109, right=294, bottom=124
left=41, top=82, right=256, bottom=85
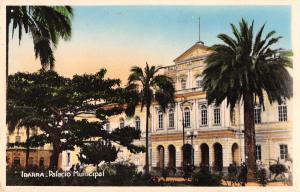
left=9, top=5, right=291, bottom=84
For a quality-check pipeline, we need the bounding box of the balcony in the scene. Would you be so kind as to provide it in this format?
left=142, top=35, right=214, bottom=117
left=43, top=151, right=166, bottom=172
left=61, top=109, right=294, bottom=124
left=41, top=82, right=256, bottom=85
left=175, top=87, right=203, bottom=95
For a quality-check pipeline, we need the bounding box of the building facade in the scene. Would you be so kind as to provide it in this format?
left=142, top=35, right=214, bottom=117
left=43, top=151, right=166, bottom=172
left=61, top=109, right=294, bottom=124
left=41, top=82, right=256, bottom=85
left=149, top=42, right=293, bottom=173
left=6, top=129, right=57, bottom=168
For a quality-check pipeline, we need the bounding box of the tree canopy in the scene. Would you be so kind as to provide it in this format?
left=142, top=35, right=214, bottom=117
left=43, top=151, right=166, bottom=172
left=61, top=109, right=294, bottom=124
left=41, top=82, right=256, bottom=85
left=7, top=69, right=144, bottom=168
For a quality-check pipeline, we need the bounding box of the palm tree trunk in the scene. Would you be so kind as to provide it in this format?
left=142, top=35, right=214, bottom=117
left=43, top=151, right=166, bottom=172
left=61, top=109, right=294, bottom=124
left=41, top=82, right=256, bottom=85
left=243, top=91, right=256, bottom=179
left=25, top=127, right=30, bottom=168
left=6, top=7, right=9, bottom=80
left=145, top=105, right=150, bottom=174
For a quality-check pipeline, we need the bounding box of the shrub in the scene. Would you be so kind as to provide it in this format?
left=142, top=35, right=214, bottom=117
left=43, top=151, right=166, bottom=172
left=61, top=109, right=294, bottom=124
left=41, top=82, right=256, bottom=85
left=269, top=163, right=287, bottom=180
left=161, top=168, right=169, bottom=180
left=191, top=167, right=222, bottom=186
left=256, top=168, right=268, bottom=186
left=183, top=165, right=193, bottom=180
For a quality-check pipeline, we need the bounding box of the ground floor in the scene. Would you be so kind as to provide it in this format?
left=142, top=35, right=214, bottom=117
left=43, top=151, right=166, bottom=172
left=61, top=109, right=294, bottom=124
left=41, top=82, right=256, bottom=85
left=6, top=148, right=60, bottom=169
left=6, top=128, right=292, bottom=174
left=149, top=128, right=293, bottom=174
left=150, top=130, right=242, bottom=173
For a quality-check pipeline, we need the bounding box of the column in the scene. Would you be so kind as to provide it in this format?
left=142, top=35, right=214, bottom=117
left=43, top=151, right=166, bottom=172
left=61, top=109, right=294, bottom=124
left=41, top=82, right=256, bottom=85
left=194, top=145, right=201, bottom=167
left=209, top=144, right=214, bottom=167
left=152, top=147, right=158, bottom=167
left=222, top=142, right=232, bottom=168
left=176, top=146, right=182, bottom=167
left=164, top=147, right=169, bottom=168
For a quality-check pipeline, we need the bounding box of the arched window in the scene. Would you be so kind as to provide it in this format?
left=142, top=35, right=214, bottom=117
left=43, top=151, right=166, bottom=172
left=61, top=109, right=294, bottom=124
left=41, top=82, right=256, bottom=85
left=184, top=107, right=190, bottom=128
left=39, top=157, right=44, bottom=167
left=200, top=105, right=208, bottom=126
left=195, top=76, right=203, bottom=88
left=28, top=157, right=34, bottom=166
left=168, top=109, right=174, bottom=128
left=181, top=79, right=186, bottom=90
left=278, top=102, right=287, bottom=122
left=119, top=118, right=125, bottom=128
left=158, top=111, right=163, bottom=129
left=135, top=116, right=141, bottom=130
left=13, top=157, right=20, bottom=167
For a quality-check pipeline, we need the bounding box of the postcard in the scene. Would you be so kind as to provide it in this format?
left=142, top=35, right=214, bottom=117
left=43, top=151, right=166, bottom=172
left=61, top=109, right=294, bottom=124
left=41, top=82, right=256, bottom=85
left=1, top=0, right=300, bottom=192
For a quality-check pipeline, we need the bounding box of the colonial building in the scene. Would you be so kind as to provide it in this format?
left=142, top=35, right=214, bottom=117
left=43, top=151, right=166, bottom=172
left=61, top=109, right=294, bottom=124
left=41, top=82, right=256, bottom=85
left=150, top=41, right=293, bottom=173
left=6, top=129, right=56, bottom=168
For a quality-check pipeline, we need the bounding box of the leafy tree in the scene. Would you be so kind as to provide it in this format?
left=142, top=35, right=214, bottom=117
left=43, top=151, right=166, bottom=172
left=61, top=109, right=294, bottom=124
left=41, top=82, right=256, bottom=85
left=78, top=140, right=118, bottom=167
left=7, top=69, right=144, bottom=169
left=202, top=18, right=292, bottom=177
left=126, top=63, right=175, bottom=174
left=6, top=6, right=73, bottom=76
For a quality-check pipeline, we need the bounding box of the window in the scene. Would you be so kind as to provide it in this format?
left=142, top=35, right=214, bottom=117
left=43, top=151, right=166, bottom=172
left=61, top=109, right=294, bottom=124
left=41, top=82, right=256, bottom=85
left=32, top=129, right=38, bottom=135
left=195, top=76, right=203, bottom=88
left=200, top=105, right=208, bottom=126
left=39, top=157, right=45, bottom=167
left=67, top=152, right=71, bottom=166
left=158, top=111, right=163, bottom=129
left=256, top=145, right=262, bottom=160
left=29, top=157, right=34, bottom=166
left=120, top=118, right=125, bottom=128
left=184, top=107, right=191, bottom=128
left=135, top=116, right=141, bottom=130
left=13, top=157, right=20, bottom=167
left=7, top=136, right=10, bottom=144
left=168, top=109, right=174, bottom=128
left=106, top=121, right=110, bottom=131
left=15, top=135, right=21, bottom=143
left=278, top=103, right=287, bottom=122
left=230, top=109, right=236, bottom=125
left=254, top=105, right=261, bottom=124
left=213, top=107, right=221, bottom=125
left=181, top=79, right=186, bottom=90
left=280, top=144, right=288, bottom=160
left=171, top=79, right=176, bottom=90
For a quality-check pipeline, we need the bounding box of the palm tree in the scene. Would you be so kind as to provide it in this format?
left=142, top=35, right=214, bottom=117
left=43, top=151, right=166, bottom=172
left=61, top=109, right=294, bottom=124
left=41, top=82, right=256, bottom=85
left=6, top=6, right=72, bottom=168
left=202, top=18, right=292, bottom=178
left=126, top=63, right=175, bottom=174
left=6, top=6, right=73, bottom=75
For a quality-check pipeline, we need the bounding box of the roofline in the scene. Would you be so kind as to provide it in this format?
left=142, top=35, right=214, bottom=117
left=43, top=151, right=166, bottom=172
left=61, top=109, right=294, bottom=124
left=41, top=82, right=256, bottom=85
left=173, top=42, right=210, bottom=63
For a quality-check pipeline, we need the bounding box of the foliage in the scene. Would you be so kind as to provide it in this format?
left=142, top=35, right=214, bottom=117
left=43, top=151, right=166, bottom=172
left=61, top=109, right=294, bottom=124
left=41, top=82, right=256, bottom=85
left=202, top=18, right=293, bottom=175
left=256, top=168, right=268, bottom=186
left=183, top=165, right=193, bottom=180
left=78, top=140, right=118, bottom=166
left=191, top=166, right=222, bottom=186
left=7, top=69, right=144, bottom=168
left=126, top=63, right=175, bottom=174
left=7, top=6, right=73, bottom=69
left=269, top=162, right=287, bottom=180
left=202, top=18, right=292, bottom=108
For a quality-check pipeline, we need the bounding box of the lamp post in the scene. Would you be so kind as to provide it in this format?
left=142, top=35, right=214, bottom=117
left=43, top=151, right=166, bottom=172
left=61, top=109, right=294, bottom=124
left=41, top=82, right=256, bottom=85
left=187, top=131, right=198, bottom=167
left=180, top=97, right=187, bottom=167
